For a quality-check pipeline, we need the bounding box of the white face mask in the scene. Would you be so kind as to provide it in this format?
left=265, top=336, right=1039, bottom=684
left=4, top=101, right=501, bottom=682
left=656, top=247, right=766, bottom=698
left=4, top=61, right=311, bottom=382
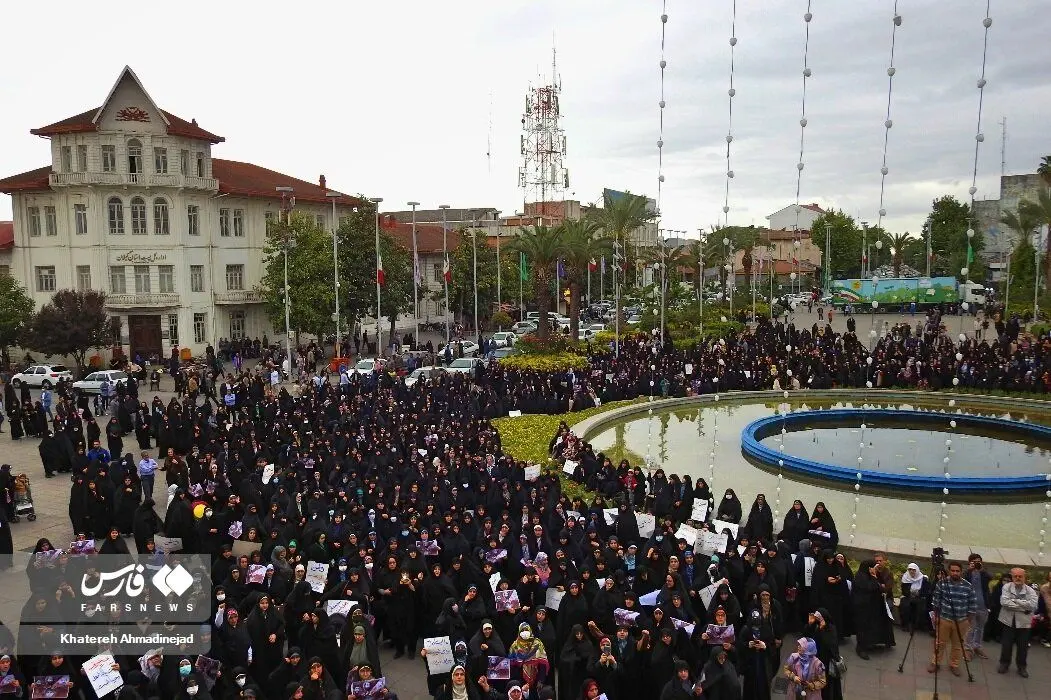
left=339, top=566, right=347, bottom=572
left=216, top=594, right=226, bottom=602
left=236, top=678, right=246, bottom=687
left=365, top=562, right=373, bottom=569
left=187, top=687, right=199, bottom=696
left=725, top=494, right=732, bottom=500
left=520, top=630, right=532, bottom=640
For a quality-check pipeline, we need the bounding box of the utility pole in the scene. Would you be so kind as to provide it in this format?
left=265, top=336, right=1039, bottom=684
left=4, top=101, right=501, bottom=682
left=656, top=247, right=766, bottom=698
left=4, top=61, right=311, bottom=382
left=276, top=186, right=295, bottom=379
left=326, top=191, right=341, bottom=359
left=439, top=205, right=451, bottom=345
left=999, top=116, right=1007, bottom=178
left=408, top=201, right=420, bottom=346
left=369, top=197, right=384, bottom=355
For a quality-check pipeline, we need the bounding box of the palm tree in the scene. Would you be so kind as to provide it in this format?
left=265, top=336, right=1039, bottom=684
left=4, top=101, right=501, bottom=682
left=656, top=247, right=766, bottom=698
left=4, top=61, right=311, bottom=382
left=588, top=191, right=657, bottom=330
left=1000, top=207, right=1041, bottom=300
left=1019, top=188, right=1051, bottom=287
left=507, top=225, right=564, bottom=341
left=882, top=232, right=913, bottom=278
left=560, top=218, right=609, bottom=339
left=1038, top=156, right=1051, bottom=187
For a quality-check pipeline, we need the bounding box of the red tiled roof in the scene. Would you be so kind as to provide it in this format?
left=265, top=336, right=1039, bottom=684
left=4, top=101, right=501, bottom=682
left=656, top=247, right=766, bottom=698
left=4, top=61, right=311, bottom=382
left=385, top=221, right=462, bottom=254
left=30, top=107, right=224, bottom=143
left=0, top=221, right=13, bottom=250
left=0, top=165, right=52, bottom=193
left=762, top=228, right=812, bottom=241
left=212, top=159, right=361, bottom=207
left=802, top=203, right=825, bottom=213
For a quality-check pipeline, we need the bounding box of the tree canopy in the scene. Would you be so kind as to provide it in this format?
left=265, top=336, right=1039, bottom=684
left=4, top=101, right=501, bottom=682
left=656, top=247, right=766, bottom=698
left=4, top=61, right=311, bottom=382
left=0, top=275, right=34, bottom=368
left=23, top=289, right=119, bottom=376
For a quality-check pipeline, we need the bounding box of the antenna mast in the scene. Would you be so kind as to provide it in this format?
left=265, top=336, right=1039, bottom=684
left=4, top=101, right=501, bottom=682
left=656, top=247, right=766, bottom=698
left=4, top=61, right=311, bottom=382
left=519, top=41, right=568, bottom=224
left=999, top=116, right=1006, bottom=177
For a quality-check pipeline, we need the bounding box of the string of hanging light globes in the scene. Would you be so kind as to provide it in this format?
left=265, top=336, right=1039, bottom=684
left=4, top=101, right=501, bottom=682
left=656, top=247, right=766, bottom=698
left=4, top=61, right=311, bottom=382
left=873, top=2, right=902, bottom=236
left=787, top=0, right=815, bottom=301
left=722, top=0, right=738, bottom=229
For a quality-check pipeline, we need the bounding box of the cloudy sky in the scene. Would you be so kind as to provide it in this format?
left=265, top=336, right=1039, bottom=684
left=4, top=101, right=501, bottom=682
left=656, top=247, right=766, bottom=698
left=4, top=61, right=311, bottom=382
left=1, top=0, right=1047, bottom=237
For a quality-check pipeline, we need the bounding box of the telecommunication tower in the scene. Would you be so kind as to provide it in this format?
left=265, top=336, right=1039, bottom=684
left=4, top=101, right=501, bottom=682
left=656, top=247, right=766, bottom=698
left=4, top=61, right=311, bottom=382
left=519, top=48, right=569, bottom=213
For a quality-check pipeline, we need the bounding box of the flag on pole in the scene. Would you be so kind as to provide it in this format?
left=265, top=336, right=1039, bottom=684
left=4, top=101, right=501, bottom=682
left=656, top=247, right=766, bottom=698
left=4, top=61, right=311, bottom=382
left=966, top=244, right=974, bottom=266
left=413, top=252, right=421, bottom=285
left=588, top=258, right=598, bottom=272
left=519, top=252, right=529, bottom=281
left=443, top=256, right=452, bottom=284
left=600, top=256, right=606, bottom=273
left=557, top=258, right=565, bottom=279
left=376, top=255, right=385, bottom=286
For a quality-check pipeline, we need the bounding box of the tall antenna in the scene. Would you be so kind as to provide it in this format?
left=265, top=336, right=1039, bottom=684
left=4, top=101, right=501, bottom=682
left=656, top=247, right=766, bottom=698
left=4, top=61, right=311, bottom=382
left=487, top=92, right=493, bottom=176
left=999, top=116, right=1006, bottom=177
left=518, top=39, right=569, bottom=222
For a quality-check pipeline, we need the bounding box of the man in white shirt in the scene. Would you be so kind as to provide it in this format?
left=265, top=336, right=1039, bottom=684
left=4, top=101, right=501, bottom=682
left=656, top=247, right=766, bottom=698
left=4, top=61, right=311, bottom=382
left=998, top=567, right=1038, bottom=677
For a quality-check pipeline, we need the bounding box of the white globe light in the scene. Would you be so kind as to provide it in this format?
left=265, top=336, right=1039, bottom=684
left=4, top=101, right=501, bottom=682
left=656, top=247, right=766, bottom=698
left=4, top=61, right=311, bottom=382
left=866, top=356, right=873, bottom=365
left=726, top=134, right=734, bottom=143
left=893, top=14, right=902, bottom=26
left=722, top=205, right=730, bottom=214
left=727, top=170, right=735, bottom=178
left=961, top=267, right=969, bottom=276
left=658, top=174, right=665, bottom=183
left=881, top=166, right=889, bottom=176
left=977, top=78, right=987, bottom=89
left=943, top=457, right=950, bottom=464
left=952, top=377, right=960, bottom=386
left=885, top=119, right=893, bottom=128
left=949, top=399, right=956, bottom=407
left=797, top=162, right=805, bottom=171
left=786, top=344, right=793, bottom=352
left=983, top=17, right=992, bottom=29
left=887, top=67, right=896, bottom=77
left=657, top=139, right=664, bottom=148
left=866, top=381, right=873, bottom=388
left=872, top=301, right=879, bottom=309
left=783, top=390, right=789, bottom=399
left=727, top=88, right=736, bottom=99
left=861, top=424, right=867, bottom=430
left=969, top=186, right=977, bottom=196
left=804, top=11, right=813, bottom=22
left=794, top=239, right=801, bottom=247
left=803, top=67, right=812, bottom=78
left=729, top=36, right=737, bottom=46
left=661, top=13, right=668, bottom=23
left=943, top=488, right=949, bottom=495
left=790, top=272, right=797, bottom=280
left=966, top=228, right=975, bottom=238
left=945, top=439, right=953, bottom=447
left=778, top=459, right=784, bottom=467
left=854, top=484, right=860, bottom=491
left=875, top=240, right=883, bottom=250
left=956, top=352, right=963, bottom=361
left=962, top=302, right=969, bottom=311
left=787, top=369, right=793, bottom=377
left=800, top=117, right=808, bottom=127
left=659, top=59, right=667, bottom=69
left=958, top=333, right=966, bottom=342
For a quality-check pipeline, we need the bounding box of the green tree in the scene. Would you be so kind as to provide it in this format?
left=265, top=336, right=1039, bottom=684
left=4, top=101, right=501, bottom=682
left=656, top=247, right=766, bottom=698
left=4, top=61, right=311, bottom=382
left=811, top=210, right=863, bottom=280
left=924, top=195, right=983, bottom=279
left=1038, top=155, right=1051, bottom=186
left=881, top=232, right=913, bottom=278
left=507, top=225, right=564, bottom=341
left=1019, top=189, right=1051, bottom=292
left=259, top=211, right=338, bottom=339
left=23, top=289, right=119, bottom=377
left=1008, top=236, right=1038, bottom=305
left=561, top=219, right=610, bottom=338
left=449, top=230, right=498, bottom=330
left=588, top=191, right=657, bottom=326
left=999, top=207, right=1041, bottom=300
left=0, top=275, right=34, bottom=369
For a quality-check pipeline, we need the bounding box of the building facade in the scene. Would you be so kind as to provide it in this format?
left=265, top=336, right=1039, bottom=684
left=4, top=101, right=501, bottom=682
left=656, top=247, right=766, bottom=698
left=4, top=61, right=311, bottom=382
left=766, top=203, right=825, bottom=231
left=0, top=67, right=360, bottom=360
left=972, top=173, right=1047, bottom=282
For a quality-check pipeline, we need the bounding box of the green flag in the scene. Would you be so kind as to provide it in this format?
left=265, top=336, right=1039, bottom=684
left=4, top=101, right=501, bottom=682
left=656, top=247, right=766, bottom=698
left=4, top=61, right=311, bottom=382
left=520, top=252, right=529, bottom=281
left=967, top=244, right=974, bottom=266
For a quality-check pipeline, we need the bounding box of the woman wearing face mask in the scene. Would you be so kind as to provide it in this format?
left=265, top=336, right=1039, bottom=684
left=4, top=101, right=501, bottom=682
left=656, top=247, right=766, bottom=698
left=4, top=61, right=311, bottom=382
left=715, top=489, right=743, bottom=524
left=222, top=666, right=260, bottom=700
left=508, top=622, right=549, bottom=690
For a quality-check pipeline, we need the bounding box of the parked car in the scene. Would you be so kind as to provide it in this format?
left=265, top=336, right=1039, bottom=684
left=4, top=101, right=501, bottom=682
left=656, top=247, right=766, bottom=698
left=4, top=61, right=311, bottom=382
left=459, top=340, right=480, bottom=357
left=446, top=358, right=483, bottom=374
left=349, top=358, right=384, bottom=374
left=578, top=328, right=597, bottom=341
left=404, top=366, right=441, bottom=387
left=626, top=315, right=642, bottom=325
left=491, top=346, right=516, bottom=359
left=71, top=369, right=130, bottom=394
left=11, top=364, right=73, bottom=388
left=491, top=331, right=516, bottom=348
left=587, top=323, right=607, bottom=333
left=511, top=321, right=537, bottom=336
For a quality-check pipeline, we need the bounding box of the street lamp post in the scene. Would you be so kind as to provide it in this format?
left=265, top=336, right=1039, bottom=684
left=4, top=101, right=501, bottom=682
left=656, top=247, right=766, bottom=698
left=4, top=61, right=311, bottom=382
left=369, top=197, right=383, bottom=355
left=697, top=230, right=705, bottom=334
left=439, top=205, right=451, bottom=345
left=326, top=192, right=341, bottom=360
left=824, top=222, right=832, bottom=295
left=408, top=201, right=420, bottom=347
left=276, top=186, right=295, bottom=378
left=471, top=224, right=479, bottom=344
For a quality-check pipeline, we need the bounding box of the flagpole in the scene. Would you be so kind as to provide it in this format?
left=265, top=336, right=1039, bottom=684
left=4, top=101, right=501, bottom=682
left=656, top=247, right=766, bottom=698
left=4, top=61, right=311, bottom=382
left=439, top=205, right=451, bottom=344
left=519, top=252, right=525, bottom=319
left=587, top=263, right=592, bottom=308
left=600, top=257, right=605, bottom=303
left=408, top=201, right=420, bottom=347
left=370, top=197, right=384, bottom=355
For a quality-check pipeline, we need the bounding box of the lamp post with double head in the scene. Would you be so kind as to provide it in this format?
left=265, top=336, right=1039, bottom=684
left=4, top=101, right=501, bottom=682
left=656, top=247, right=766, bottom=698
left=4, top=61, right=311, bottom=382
left=276, top=186, right=295, bottom=378
left=326, top=192, right=341, bottom=359
left=439, top=205, right=451, bottom=344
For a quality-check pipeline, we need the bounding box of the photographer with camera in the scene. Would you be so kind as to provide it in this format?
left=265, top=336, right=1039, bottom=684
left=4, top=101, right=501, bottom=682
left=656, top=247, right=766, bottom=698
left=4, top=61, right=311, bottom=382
left=964, top=553, right=992, bottom=660
left=997, top=567, right=1038, bottom=678
left=928, top=561, right=978, bottom=677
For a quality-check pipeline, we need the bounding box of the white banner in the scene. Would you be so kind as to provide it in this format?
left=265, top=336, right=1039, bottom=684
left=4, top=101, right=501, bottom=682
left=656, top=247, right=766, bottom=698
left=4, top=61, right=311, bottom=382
left=305, top=561, right=329, bottom=593
left=423, top=636, right=454, bottom=674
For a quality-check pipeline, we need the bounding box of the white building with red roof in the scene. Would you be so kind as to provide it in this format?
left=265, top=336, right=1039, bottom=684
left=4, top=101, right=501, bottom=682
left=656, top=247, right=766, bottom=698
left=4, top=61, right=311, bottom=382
left=0, top=67, right=361, bottom=359
left=765, top=202, right=825, bottom=232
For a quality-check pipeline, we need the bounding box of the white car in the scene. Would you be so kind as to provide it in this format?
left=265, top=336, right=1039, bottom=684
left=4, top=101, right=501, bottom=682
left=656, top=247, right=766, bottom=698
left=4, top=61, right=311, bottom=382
left=511, top=321, right=537, bottom=336
left=626, top=315, right=642, bottom=325
left=491, top=332, right=516, bottom=348
left=587, top=323, right=606, bottom=333
left=446, top=358, right=482, bottom=374
left=349, top=358, right=384, bottom=374
left=404, top=366, right=441, bottom=387
left=459, top=341, right=480, bottom=357
left=72, top=369, right=130, bottom=394
left=11, top=364, right=73, bottom=388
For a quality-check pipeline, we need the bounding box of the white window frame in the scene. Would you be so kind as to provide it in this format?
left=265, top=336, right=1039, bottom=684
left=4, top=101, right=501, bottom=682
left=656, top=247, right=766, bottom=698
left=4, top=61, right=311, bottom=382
left=127, top=139, right=143, bottom=175
left=196, top=152, right=205, bottom=178
left=225, top=264, right=244, bottom=291
left=76, top=144, right=87, bottom=172
left=76, top=265, right=91, bottom=290
left=107, top=197, right=124, bottom=234
left=130, top=197, right=147, bottom=235
left=153, top=198, right=170, bottom=235
left=229, top=310, right=246, bottom=340
left=27, top=206, right=41, bottom=237
left=101, top=145, right=117, bottom=173
left=180, top=149, right=189, bottom=175
left=233, top=209, right=245, bottom=237
left=110, top=266, right=127, bottom=293
left=44, top=206, right=57, bottom=236
left=134, top=265, right=151, bottom=293
left=190, top=265, right=205, bottom=292
left=158, top=265, right=175, bottom=293
left=74, top=204, right=88, bottom=235
left=187, top=205, right=200, bottom=236
left=61, top=146, right=72, bottom=172
left=36, top=266, right=56, bottom=292
left=193, top=313, right=207, bottom=344
left=167, top=313, right=179, bottom=345
left=154, top=147, right=168, bottom=174
left=219, top=208, right=231, bottom=237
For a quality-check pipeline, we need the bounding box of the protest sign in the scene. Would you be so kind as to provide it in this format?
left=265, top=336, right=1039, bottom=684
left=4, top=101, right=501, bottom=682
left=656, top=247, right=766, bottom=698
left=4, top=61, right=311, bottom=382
left=82, top=655, right=122, bottom=697
left=153, top=536, right=181, bottom=554
left=699, top=583, right=720, bottom=610
left=305, top=561, right=329, bottom=593
left=562, top=460, right=578, bottom=475
left=703, top=624, right=735, bottom=645
left=690, top=501, right=709, bottom=522
left=673, top=524, right=699, bottom=546
left=423, top=637, right=454, bottom=674
left=495, top=589, right=520, bottom=612
left=711, top=519, right=739, bottom=539
left=635, top=512, right=655, bottom=538
left=326, top=600, right=356, bottom=618
left=545, top=588, right=565, bottom=611
left=613, top=608, right=640, bottom=627
left=487, top=657, right=511, bottom=680
left=523, top=465, right=540, bottom=481
left=247, top=564, right=266, bottom=584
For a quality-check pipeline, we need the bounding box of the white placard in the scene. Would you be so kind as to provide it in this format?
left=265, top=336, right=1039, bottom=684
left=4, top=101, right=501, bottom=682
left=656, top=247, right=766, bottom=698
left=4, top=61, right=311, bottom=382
left=508, top=410, right=523, bottom=418
left=545, top=588, right=566, bottom=611
left=82, top=654, right=122, bottom=697
left=711, top=519, right=739, bottom=539
left=670, top=617, right=696, bottom=637
left=636, top=512, right=656, bottom=538
left=638, top=590, right=660, bottom=607
left=695, top=530, right=728, bottom=556
left=685, top=363, right=694, bottom=375
left=523, top=465, right=541, bottom=481
left=673, top=524, right=699, bottom=546
left=154, top=536, right=182, bottom=553
left=699, top=582, right=720, bottom=610
left=305, top=561, right=329, bottom=593
left=596, top=578, right=607, bottom=589
left=489, top=572, right=502, bottom=593
left=261, top=464, right=275, bottom=484
left=562, top=459, right=578, bottom=475
left=423, top=636, right=454, bottom=674
left=803, top=556, right=816, bottom=587
left=602, top=509, right=619, bottom=526
left=326, top=600, right=356, bottom=617
left=690, top=501, right=709, bottom=522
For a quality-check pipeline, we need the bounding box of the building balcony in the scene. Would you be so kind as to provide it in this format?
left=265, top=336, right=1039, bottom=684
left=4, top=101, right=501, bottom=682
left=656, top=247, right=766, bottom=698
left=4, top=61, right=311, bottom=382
left=213, top=290, right=263, bottom=305
left=107, top=293, right=180, bottom=308
left=49, top=171, right=218, bottom=191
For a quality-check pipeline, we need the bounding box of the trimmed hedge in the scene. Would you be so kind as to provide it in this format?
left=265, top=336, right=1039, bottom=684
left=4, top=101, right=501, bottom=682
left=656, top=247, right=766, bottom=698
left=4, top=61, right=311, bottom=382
left=498, top=352, right=589, bottom=372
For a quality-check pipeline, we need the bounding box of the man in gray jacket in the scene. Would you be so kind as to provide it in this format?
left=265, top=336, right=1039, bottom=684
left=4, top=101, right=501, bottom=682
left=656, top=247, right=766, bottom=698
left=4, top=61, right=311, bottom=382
left=998, top=567, right=1039, bottom=677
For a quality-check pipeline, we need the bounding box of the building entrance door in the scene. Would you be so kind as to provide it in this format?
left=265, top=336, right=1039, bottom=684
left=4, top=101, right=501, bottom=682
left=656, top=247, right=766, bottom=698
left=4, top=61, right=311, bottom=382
left=128, top=315, right=162, bottom=360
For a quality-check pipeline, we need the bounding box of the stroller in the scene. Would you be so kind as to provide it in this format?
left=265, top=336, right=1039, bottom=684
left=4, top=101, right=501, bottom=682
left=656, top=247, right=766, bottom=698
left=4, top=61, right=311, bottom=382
left=12, top=473, right=36, bottom=522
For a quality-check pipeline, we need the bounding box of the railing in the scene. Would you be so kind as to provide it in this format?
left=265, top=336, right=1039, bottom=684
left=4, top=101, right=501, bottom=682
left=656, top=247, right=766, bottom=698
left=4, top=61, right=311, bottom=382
left=106, top=293, right=180, bottom=308
left=213, top=290, right=263, bottom=304
left=49, top=172, right=218, bottom=190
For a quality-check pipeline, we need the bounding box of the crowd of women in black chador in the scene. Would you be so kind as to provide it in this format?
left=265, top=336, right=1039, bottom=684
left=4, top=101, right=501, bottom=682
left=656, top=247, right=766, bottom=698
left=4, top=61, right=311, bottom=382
left=1, top=308, right=1038, bottom=700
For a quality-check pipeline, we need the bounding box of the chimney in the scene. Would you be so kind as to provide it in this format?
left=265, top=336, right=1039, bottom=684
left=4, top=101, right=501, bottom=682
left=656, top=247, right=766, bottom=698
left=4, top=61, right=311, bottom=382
left=319, top=174, right=327, bottom=190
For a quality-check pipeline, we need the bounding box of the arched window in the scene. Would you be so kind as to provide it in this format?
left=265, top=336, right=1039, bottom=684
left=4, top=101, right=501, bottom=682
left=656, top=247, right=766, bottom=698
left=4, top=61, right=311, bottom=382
left=153, top=198, right=170, bottom=235
left=127, top=139, right=143, bottom=175
left=107, top=197, right=124, bottom=235
left=130, top=197, right=147, bottom=235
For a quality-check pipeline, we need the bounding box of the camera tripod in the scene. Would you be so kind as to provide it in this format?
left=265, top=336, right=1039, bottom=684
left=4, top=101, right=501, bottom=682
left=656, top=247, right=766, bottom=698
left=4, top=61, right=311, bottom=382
left=896, top=551, right=973, bottom=700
